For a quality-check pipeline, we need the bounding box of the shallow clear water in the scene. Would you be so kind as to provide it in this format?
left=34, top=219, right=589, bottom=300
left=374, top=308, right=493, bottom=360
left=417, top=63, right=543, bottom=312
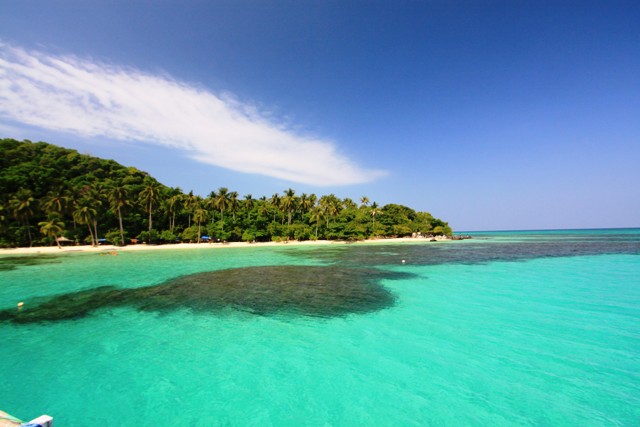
left=1, top=230, right=639, bottom=426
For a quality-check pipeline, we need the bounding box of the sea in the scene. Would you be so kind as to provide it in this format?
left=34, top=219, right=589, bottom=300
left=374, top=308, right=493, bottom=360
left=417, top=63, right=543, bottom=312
left=1, top=229, right=639, bottom=426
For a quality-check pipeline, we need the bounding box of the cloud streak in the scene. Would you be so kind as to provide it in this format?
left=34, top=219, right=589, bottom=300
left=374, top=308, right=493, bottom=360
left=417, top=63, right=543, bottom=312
left=0, top=42, right=385, bottom=185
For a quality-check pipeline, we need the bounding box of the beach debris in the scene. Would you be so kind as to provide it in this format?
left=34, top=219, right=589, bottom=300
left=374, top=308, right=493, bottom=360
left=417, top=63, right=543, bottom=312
left=0, top=266, right=412, bottom=323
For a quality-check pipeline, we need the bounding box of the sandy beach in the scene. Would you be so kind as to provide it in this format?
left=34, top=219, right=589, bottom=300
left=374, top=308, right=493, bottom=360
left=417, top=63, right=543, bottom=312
left=0, top=236, right=451, bottom=256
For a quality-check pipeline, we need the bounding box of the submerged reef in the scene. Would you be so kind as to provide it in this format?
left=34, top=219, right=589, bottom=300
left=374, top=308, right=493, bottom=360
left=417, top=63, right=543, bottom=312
left=0, top=266, right=409, bottom=323
left=284, top=233, right=640, bottom=267
left=0, top=255, right=61, bottom=271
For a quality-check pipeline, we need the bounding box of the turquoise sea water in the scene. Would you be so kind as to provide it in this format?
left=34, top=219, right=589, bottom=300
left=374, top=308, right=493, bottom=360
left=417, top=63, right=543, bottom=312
left=1, top=229, right=639, bottom=426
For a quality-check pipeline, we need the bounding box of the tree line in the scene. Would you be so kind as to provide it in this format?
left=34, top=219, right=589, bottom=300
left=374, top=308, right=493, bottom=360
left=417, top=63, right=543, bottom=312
left=0, top=139, right=453, bottom=248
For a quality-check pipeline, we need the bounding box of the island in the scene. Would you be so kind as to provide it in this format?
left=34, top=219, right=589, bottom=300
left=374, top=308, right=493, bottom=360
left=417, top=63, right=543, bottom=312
left=0, top=138, right=453, bottom=249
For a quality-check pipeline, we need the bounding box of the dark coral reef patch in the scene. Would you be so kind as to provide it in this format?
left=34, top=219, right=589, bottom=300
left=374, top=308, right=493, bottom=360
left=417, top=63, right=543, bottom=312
left=1, top=266, right=409, bottom=323
left=0, top=255, right=61, bottom=271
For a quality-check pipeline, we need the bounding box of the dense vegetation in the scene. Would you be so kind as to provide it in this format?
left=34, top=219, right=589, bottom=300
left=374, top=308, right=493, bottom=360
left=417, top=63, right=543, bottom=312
left=0, top=138, right=452, bottom=248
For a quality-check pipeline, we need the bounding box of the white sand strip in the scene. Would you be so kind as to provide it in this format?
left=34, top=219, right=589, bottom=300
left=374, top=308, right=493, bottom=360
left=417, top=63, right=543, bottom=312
left=0, top=236, right=451, bottom=256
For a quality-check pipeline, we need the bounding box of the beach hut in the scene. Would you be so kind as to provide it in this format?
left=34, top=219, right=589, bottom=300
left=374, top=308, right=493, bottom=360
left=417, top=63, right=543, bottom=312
left=55, top=236, right=73, bottom=246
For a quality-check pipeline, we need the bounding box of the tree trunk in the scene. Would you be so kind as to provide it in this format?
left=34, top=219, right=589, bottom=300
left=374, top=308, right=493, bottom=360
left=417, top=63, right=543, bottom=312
left=148, top=202, right=153, bottom=241
left=25, top=218, right=33, bottom=247
left=86, top=223, right=95, bottom=246
left=117, top=206, right=125, bottom=246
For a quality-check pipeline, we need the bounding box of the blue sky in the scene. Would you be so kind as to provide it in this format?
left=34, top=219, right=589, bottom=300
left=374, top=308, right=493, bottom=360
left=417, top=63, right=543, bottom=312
left=1, top=1, right=638, bottom=231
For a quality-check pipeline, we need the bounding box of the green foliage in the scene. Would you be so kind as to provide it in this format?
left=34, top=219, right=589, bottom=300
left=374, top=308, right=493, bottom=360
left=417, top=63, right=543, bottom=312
left=241, top=229, right=256, bottom=242
left=0, top=138, right=454, bottom=246
left=290, top=223, right=312, bottom=241
left=412, top=212, right=435, bottom=234
left=105, top=229, right=125, bottom=246
left=159, top=230, right=179, bottom=243
left=432, top=225, right=453, bottom=236
left=138, top=229, right=160, bottom=244
left=181, top=226, right=199, bottom=242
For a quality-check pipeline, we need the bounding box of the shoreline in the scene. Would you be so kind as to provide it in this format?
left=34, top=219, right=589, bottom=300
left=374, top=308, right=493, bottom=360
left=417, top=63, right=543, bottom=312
left=0, top=236, right=452, bottom=256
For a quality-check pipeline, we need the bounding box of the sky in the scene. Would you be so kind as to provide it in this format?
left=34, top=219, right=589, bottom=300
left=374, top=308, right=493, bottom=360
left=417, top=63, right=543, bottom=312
left=0, top=1, right=638, bottom=231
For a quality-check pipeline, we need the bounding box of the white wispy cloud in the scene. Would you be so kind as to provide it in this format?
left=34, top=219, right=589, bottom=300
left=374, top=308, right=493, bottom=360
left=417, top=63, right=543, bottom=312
left=0, top=42, right=385, bottom=185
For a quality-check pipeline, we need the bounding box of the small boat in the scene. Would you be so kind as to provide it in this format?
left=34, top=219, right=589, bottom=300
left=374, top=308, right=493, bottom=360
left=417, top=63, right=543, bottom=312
left=0, top=410, right=53, bottom=427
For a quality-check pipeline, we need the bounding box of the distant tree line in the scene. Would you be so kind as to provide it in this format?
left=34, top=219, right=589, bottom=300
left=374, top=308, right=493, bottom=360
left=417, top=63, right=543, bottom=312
left=0, top=139, right=453, bottom=248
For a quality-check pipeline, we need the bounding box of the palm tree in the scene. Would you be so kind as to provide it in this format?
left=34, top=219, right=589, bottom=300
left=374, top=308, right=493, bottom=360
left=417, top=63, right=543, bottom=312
left=343, top=198, right=357, bottom=210
left=308, top=193, right=318, bottom=210
left=281, top=188, right=297, bottom=227
left=0, top=202, right=6, bottom=233
left=166, top=193, right=183, bottom=232
left=257, top=198, right=270, bottom=222
left=327, top=196, right=342, bottom=226
left=319, top=195, right=331, bottom=228
left=308, top=206, right=324, bottom=239
left=192, top=204, right=208, bottom=243
left=83, top=184, right=105, bottom=245
left=139, top=179, right=161, bottom=242
left=320, top=194, right=341, bottom=227
left=108, top=185, right=130, bottom=246
left=269, top=193, right=281, bottom=224
left=207, top=190, right=218, bottom=226
left=183, top=190, right=197, bottom=228
left=299, top=193, right=313, bottom=218
left=243, top=194, right=255, bottom=222
left=215, top=187, right=230, bottom=233
left=38, top=217, right=65, bottom=248
left=9, top=189, right=36, bottom=247
left=229, top=191, right=239, bottom=223
left=73, top=202, right=97, bottom=246
left=41, top=190, right=68, bottom=218
left=360, top=196, right=370, bottom=208
left=370, top=202, right=381, bottom=236
left=64, top=189, right=80, bottom=231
